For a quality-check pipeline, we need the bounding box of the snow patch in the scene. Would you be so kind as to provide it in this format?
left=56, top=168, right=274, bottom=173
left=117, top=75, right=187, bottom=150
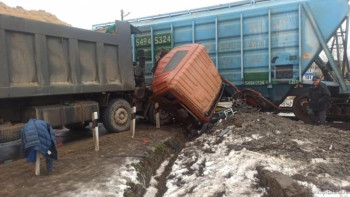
left=163, top=131, right=306, bottom=197
left=61, top=158, right=138, bottom=197
left=144, top=159, right=170, bottom=197
left=298, top=181, right=350, bottom=197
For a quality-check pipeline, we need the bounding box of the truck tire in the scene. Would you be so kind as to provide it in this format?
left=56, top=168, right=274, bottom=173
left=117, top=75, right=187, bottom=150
left=103, top=99, right=131, bottom=133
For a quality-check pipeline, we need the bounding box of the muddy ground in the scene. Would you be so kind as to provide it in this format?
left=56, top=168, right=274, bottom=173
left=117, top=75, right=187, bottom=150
left=159, top=112, right=350, bottom=196
left=0, top=123, right=185, bottom=197
left=224, top=113, right=350, bottom=190
left=0, top=113, right=349, bottom=197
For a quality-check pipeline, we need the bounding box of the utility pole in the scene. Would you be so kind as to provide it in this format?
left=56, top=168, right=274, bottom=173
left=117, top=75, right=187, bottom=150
left=121, top=9, right=130, bottom=21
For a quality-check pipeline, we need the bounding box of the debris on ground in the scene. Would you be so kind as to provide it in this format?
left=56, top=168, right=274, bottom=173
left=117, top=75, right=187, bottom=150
left=0, top=2, right=70, bottom=26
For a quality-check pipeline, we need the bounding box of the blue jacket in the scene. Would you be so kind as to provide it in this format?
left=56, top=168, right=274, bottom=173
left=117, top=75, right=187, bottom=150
left=21, top=119, right=57, bottom=162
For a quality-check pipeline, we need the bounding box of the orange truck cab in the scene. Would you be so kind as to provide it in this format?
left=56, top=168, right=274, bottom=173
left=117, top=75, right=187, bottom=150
left=151, top=44, right=223, bottom=126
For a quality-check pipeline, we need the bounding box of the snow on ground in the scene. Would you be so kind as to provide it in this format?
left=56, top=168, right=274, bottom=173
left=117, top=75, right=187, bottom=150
left=144, top=158, right=171, bottom=197
left=162, top=120, right=349, bottom=197
left=299, top=181, right=350, bottom=197
left=163, top=131, right=295, bottom=196
left=60, top=158, right=138, bottom=197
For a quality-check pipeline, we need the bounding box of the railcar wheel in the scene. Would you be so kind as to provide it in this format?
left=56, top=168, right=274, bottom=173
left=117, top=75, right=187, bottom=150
left=292, top=94, right=312, bottom=123
left=103, top=99, right=131, bottom=132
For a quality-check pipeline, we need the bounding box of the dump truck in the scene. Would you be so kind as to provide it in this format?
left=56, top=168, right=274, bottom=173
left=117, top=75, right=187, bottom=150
left=94, top=0, right=350, bottom=123
left=0, top=14, right=142, bottom=142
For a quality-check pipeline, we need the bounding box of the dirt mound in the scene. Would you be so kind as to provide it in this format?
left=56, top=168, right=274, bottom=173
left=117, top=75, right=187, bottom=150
left=227, top=113, right=350, bottom=190
left=0, top=2, right=70, bottom=26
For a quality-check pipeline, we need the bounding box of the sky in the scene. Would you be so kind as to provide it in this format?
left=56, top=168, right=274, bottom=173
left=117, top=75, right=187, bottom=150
left=1, top=0, right=239, bottom=29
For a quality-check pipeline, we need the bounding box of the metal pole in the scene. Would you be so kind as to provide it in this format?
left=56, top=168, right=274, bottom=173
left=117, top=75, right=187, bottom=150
left=335, top=29, right=341, bottom=67
left=92, top=112, right=99, bottom=151
left=155, top=103, right=160, bottom=128
left=35, top=151, right=40, bottom=176
left=240, top=14, right=244, bottom=82
left=298, top=4, right=302, bottom=82
left=268, top=9, right=272, bottom=84
left=215, top=17, right=219, bottom=69
left=121, top=10, right=124, bottom=21
left=343, top=17, right=350, bottom=76
left=131, top=107, right=136, bottom=138
left=170, top=24, right=174, bottom=48
left=151, top=26, right=154, bottom=68
left=131, top=34, right=136, bottom=62
left=345, top=15, right=350, bottom=73
left=192, top=21, right=195, bottom=43
left=330, top=36, right=336, bottom=54
left=339, top=25, right=346, bottom=77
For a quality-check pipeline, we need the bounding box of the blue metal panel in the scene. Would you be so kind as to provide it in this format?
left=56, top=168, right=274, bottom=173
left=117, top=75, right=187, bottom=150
left=130, top=0, right=349, bottom=103
left=174, top=26, right=192, bottom=44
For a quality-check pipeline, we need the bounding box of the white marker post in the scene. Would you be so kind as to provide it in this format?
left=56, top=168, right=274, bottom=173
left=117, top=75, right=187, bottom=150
left=92, top=112, right=99, bottom=151
left=155, top=103, right=160, bottom=129
left=131, top=107, right=136, bottom=138
left=35, top=151, right=40, bottom=176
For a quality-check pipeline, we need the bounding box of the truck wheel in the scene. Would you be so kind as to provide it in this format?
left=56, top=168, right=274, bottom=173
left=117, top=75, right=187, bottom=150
left=103, top=99, right=131, bottom=133
left=293, top=94, right=312, bottom=124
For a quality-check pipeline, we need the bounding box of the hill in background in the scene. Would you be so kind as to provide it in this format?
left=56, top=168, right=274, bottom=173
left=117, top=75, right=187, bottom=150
left=0, top=2, right=70, bottom=26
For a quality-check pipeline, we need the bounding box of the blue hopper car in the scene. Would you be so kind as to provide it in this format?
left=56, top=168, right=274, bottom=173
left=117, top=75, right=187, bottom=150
left=95, top=0, right=350, bottom=122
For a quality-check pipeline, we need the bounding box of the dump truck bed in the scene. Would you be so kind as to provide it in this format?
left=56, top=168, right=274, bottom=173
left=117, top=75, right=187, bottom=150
left=0, top=14, right=134, bottom=99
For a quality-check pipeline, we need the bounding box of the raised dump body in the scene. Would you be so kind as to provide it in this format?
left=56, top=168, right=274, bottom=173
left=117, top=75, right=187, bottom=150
left=0, top=14, right=137, bottom=138
left=152, top=44, right=223, bottom=123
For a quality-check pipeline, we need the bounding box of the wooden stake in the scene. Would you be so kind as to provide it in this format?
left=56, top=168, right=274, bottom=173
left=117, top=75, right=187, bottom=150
left=35, top=151, right=40, bottom=176
left=155, top=103, right=160, bottom=128
left=92, top=112, right=99, bottom=151
left=131, top=107, right=136, bottom=138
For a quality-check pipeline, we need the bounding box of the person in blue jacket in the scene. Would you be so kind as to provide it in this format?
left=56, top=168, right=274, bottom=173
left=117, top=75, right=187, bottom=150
left=21, top=119, right=57, bottom=173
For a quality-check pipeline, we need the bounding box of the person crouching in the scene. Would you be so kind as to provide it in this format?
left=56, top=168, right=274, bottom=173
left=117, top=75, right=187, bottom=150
left=308, top=75, right=331, bottom=125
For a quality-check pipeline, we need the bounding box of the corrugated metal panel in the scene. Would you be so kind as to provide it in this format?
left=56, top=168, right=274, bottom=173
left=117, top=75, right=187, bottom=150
left=152, top=44, right=222, bottom=122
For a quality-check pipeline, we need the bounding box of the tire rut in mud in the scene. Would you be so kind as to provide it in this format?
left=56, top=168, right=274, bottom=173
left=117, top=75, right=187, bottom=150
left=124, top=135, right=187, bottom=197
